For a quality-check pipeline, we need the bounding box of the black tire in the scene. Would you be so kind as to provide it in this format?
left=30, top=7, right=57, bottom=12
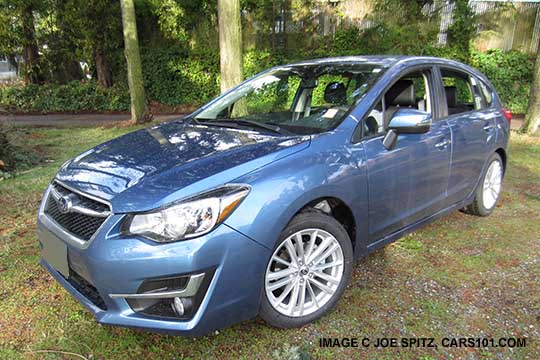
left=260, top=212, right=353, bottom=329
left=463, top=152, right=504, bottom=217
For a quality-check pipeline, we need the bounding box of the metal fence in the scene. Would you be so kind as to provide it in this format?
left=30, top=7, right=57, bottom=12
left=438, top=0, right=540, bottom=53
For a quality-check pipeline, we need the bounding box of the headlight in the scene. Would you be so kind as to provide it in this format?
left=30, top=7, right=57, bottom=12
left=125, top=184, right=250, bottom=243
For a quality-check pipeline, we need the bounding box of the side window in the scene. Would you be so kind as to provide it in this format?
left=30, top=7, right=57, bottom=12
left=363, top=99, right=384, bottom=136
left=362, top=70, right=432, bottom=137
left=441, top=69, right=483, bottom=115
left=477, top=80, right=493, bottom=108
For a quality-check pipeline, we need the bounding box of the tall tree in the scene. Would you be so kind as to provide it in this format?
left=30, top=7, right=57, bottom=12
left=0, top=4, right=20, bottom=73
left=20, top=1, right=43, bottom=84
left=521, top=44, right=540, bottom=135
left=81, top=0, right=120, bottom=88
left=47, top=0, right=84, bottom=83
left=120, top=0, right=151, bottom=124
left=218, top=0, right=243, bottom=93
left=447, top=0, right=476, bottom=62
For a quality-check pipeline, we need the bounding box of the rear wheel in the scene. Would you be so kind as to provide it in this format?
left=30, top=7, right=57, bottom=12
left=464, top=153, right=504, bottom=216
left=260, top=212, right=353, bottom=329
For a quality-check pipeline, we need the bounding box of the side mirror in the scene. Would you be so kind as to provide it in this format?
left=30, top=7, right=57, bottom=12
left=388, top=108, right=432, bottom=134
left=382, top=109, right=432, bottom=150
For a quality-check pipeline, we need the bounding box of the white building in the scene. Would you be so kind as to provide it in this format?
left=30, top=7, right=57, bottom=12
left=0, top=56, right=18, bottom=82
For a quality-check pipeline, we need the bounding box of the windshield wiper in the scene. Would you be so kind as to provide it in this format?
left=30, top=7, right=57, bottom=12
left=197, top=118, right=290, bottom=135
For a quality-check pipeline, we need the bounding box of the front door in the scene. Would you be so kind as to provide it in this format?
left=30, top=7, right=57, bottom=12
left=361, top=68, right=451, bottom=243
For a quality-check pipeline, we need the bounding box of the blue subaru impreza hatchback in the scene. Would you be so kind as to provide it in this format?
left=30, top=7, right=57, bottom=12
left=38, top=56, right=510, bottom=336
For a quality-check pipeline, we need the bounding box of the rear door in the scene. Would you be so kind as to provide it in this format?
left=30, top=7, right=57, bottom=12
left=361, top=67, right=452, bottom=243
left=438, top=67, right=498, bottom=204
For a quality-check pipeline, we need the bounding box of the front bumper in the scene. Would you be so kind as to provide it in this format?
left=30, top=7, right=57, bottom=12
left=38, top=212, right=271, bottom=336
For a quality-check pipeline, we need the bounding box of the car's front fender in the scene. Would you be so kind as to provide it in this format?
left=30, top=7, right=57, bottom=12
left=224, top=132, right=369, bottom=257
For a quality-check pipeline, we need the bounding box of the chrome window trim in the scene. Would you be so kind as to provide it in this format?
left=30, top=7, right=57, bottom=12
left=109, top=273, right=205, bottom=299
left=39, top=180, right=113, bottom=249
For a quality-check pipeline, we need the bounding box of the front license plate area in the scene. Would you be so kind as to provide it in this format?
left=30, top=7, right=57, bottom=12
left=41, top=230, right=70, bottom=278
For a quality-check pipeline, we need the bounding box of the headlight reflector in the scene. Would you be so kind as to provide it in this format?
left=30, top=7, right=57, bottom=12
left=126, top=185, right=249, bottom=242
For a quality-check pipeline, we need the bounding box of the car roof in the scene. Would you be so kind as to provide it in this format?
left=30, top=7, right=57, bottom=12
left=287, top=55, right=404, bottom=67
left=288, top=55, right=465, bottom=68
left=284, top=55, right=490, bottom=85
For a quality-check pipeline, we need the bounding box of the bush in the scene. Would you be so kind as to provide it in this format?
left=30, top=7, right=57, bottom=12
left=138, top=47, right=286, bottom=106
left=0, top=47, right=533, bottom=114
left=139, top=48, right=220, bottom=106
left=0, top=48, right=289, bottom=113
left=470, top=49, right=534, bottom=113
left=244, top=49, right=286, bottom=77
left=0, top=81, right=130, bottom=113
left=425, top=47, right=534, bottom=113
left=0, top=124, right=38, bottom=178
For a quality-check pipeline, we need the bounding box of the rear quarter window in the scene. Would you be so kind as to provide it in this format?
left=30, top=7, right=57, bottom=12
left=478, top=80, right=494, bottom=107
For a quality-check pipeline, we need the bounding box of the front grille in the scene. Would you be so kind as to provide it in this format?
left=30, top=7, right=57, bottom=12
left=45, top=182, right=110, bottom=241
left=66, top=269, right=108, bottom=310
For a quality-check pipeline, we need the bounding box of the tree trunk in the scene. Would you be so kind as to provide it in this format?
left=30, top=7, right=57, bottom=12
left=218, top=0, right=244, bottom=93
left=21, top=4, right=43, bottom=84
left=94, top=40, right=113, bottom=88
left=86, top=0, right=113, bottom=88
left=120, top=0, right=151, bottom=124
left=521, top=44, right=540, bottom=135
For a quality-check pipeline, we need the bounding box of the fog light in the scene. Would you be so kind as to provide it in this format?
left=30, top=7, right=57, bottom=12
left=172, top=297, right=184, bottom=316
left=113, top=269, right=214, bottom=320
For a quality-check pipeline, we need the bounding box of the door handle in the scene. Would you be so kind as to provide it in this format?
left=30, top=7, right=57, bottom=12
left=435, top=139, right=451, bottom=149
left=483, top=124, right=494, bottom=132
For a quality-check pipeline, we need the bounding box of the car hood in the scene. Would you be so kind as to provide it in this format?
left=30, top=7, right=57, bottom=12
left=56, top=120, right=310, bottom=213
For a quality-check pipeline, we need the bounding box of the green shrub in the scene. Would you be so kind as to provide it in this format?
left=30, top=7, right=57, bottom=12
left=424, top=46, right=472, bottom=63
left=470, top=49, right=534, bottom=113
left=0, top=81, right=130, bottom=113
left=0, top=47, right=533, bottom=114
left=115, top=47, right=287, bottom=107
left=0, top=124, right=38, bottom=177
left=425, top=47, right=534, bottom=113
left=244, top=49, right=285, bottom=77
left=140, top=48, right=220, bottom=106
left=137, top=47, right=285, bottom=106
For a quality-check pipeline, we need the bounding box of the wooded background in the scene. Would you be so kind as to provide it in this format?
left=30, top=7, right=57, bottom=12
left=0, top=0, right=537, bottom=117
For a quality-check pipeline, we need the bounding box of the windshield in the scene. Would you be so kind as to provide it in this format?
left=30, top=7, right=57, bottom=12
left=194, top=63, right=386, bottom=135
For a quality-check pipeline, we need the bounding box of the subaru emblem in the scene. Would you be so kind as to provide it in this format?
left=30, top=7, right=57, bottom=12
left=57, top=196, right=72, bottom=214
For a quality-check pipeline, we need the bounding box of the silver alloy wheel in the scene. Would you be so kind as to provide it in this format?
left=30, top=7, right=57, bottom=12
left=265, top=228, right=344, bottom=317
left=483, top=159, right=503, bottom=210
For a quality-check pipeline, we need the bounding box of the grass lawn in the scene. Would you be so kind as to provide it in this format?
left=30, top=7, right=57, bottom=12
left=0, top=125, right=539, bottom=359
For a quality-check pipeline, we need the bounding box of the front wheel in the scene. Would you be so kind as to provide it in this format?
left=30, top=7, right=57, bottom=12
left=260, top=212, right=353, bottom=329
left=464, top=152, right=504, bottom=216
